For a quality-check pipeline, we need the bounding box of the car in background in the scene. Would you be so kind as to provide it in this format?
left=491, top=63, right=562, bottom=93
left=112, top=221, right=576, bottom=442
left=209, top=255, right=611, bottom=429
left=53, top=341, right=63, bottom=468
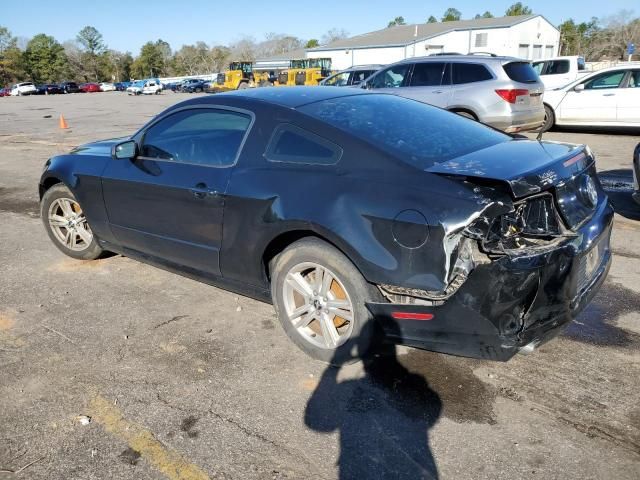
left=99, top=82, right=116, bottom=92
left=541, top=66, right=640, bottom=132
left=320, top=65, right=383, bottom=87
left=80, top=83, right=101, bottom=93
left=10, top=82, right=37, bottom=96
left=181, top=79, right=207, bottom=93
left=533, top=56, right=589, bottom=90
left=633, top=143, right=640, bottom=205
left=35, top=84, right=63, bottom=95
left=361, top=55, right=545, bottom=133
left=126, top=80, right=145, bottom=95
left=142, top=79, right=163, bottom=95
left=59, top=82, right=80, bottom=94
left=114, top=82, right=131, bottom=91
left=178, top=79, right=202, bottom=92
left=39, top=87, right=612, bottom=364
left=0, top=87, right=10, bottom=97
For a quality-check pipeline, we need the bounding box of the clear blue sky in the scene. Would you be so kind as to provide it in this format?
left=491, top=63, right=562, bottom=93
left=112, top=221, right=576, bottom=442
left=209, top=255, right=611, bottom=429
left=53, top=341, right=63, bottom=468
left=3, top=1, right=633, bottom=53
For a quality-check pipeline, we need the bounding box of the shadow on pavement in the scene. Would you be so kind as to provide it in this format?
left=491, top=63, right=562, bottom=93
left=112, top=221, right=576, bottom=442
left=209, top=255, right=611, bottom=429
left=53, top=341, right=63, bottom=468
left=597, top=169, right=640, bottom=221
left=304, top=325, right=442, bottom=480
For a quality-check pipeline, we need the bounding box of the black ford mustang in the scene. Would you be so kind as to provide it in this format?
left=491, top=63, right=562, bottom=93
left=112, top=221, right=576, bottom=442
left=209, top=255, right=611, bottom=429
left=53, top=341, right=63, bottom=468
left=39, top=88, right=613, bottom=364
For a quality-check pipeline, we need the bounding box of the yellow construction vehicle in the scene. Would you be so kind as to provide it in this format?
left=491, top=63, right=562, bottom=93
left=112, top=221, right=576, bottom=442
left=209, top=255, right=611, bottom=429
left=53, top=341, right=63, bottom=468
left=213, top=62, right=255, bottom=91
left=276, top=59, right=307, bottom=86
left=303, top=58, right=332, bottom=85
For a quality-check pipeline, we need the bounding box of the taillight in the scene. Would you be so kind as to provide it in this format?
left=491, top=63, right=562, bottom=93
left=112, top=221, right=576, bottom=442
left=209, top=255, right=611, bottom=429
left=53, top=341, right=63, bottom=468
left=495, top=89, right=529, bottom=104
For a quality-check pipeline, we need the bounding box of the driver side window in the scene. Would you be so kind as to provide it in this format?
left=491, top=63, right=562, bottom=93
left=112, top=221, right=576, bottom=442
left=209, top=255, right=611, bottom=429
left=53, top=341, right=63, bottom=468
left=583, top=71, right=625, bottom=90
left=370, top=64, right=410, bottom=89
left=140, top=109, right=251, bottom=166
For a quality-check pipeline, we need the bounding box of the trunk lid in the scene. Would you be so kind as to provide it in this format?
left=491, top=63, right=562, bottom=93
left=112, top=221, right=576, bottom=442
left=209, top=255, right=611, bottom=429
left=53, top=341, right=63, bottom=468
left=426, top=139, right=591, bottom=198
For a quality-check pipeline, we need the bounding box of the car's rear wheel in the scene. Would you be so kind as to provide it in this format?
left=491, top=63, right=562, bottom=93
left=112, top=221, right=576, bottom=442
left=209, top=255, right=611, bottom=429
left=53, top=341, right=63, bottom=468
left=542, top=104, right=555, bottom=132
left=452, top=109, right=477, bottom=120
left=41, top=184, right=103, bottom=260
left=271, top=238, right=380, bottom=364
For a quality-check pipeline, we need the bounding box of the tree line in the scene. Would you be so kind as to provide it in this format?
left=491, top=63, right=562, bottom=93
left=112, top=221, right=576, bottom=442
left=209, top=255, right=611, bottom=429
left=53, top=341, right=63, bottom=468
left=0, top=26, right=348, bottom=85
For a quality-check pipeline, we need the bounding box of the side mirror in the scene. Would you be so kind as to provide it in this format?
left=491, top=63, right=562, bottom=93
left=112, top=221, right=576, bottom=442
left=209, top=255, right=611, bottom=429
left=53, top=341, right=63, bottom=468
left=112, top=140, right=137, bottom=159
left=573, top=84, right=585, bottom=92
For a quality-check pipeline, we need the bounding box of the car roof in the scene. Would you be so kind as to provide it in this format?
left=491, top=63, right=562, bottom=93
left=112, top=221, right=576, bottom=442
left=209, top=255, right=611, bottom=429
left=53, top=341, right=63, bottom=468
left=212, top=86, right=371, bottom=108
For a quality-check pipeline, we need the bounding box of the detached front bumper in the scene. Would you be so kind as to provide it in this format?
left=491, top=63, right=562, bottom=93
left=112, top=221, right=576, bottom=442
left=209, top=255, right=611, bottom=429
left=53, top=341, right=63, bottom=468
left=367, top=199, right=614, bottom=361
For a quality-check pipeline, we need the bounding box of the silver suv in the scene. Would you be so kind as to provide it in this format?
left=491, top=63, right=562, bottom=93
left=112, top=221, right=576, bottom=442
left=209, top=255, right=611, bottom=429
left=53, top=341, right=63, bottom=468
left=362, top=55, right=545, bottom=133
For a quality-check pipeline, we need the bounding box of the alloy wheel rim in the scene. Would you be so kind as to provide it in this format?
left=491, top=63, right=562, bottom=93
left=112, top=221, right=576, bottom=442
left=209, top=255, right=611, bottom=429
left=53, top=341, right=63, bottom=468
left=282, top=262, right=355, bottom=350
left=48, top=197, right=93, bottom=251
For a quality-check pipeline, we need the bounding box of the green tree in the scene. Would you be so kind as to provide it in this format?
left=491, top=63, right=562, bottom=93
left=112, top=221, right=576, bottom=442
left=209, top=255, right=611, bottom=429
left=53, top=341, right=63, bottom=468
left=387, top=16, right=406, bottom=28
left=426, top=16, right=438, bottom=23
left=76, top=26, right=106, bottom=81
left=0, top=26, right=26, bottom=84
left=305, top=39, right=319, bottom=48
left=475, top=11, right=494, bottom=19
left=23, top=34, right=67, bottom=83
left=505, top=2, right=532, bottom=16
left=132, top=40, right=172, bottom=78
left=442, top=8, right=461, bottom=22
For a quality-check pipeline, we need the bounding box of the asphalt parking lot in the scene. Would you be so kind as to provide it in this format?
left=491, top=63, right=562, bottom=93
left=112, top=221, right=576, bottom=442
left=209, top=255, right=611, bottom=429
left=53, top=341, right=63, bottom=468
left=1, top=92, right=639, bottom=479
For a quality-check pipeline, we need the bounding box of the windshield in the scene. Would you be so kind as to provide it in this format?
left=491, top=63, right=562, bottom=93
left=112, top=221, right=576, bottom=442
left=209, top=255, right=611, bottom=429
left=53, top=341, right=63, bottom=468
left=323, top=72, right=350, bottom=86
left=300, top=94, right=509, bottom=168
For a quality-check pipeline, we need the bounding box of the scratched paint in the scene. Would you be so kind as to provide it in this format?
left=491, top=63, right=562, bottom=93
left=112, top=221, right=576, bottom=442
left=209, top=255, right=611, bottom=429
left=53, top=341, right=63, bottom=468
left=88, top=395, right=210, bottom=480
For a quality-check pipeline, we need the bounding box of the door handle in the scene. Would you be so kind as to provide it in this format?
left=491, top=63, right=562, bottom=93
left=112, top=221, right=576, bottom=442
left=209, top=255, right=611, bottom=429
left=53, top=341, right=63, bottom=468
left=190, top=183, right=218, bottom=199
left=602, top=93, right=616, bottom=97
left=432, top=90, right=443, bottom=94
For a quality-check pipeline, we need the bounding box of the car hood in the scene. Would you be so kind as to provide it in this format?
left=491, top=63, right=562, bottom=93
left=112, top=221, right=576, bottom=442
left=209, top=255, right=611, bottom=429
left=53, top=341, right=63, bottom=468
left=70, top=137, right=129, bottom=156
left=426, top=139, right=589, bottom=198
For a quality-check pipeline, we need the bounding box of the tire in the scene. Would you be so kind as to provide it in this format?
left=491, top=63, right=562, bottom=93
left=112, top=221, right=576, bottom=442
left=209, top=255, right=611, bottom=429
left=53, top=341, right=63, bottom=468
left=40, top=184, right=103, bottom=261
left=452, top=109, right=477, bottom=120
left=237, top=82, right=249, bottom=90
left=541, top=104, right=555, bottom=133
left=270, top=238, right=381, bottom=365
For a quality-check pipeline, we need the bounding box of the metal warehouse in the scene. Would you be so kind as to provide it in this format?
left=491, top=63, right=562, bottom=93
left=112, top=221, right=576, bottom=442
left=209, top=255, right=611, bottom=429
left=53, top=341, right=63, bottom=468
left=303, top=14, right=560, bottom=71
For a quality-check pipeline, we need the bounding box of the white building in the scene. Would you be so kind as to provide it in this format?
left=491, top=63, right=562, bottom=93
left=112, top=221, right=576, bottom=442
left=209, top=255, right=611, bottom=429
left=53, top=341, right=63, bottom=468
left=306, top=15, right=560, bottom=71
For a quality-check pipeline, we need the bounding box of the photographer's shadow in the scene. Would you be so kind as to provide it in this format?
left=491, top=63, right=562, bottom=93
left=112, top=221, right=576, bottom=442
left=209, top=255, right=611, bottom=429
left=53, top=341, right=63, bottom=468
left=305, top=328, right=442, bottom=480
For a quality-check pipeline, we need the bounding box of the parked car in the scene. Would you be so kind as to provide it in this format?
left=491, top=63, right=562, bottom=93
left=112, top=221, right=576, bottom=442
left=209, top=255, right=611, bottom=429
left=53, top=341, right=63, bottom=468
left=99, top=82, right=116, bottom=92
left=0, top=87, right=12, bottom=97
left=38, top=87, right=612, bottom=364
left=178, top=79, right=202, bottom=92
left=533, top=56, right=589, bottom=90
left=80, top=83, right=101, bottom=93
left=35, top=84, right=63, bottom=95
left=361, top=55, right=545, bottom=133
left=126, top=80, right=145, bottom=95
left=181, top=79, right=207, bottom=93
left=59, top=82, right=80, bottom=94
left=10, top=82, right=37, bottom=96
left=633, top=143, right=640, bottom=205
left=142, top=79, right=163, bottom=95
left=541, top=66, right=640, bottom=132
left=114, top=82, right=131, bottom=91
left=320, top=65, right=383, bottom=87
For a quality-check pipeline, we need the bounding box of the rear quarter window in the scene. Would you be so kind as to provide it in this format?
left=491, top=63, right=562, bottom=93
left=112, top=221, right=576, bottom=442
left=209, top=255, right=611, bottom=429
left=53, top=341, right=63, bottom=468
left=265, top=124, right=342, bottom=165
left=452, top=63, right=493, bottom=84
left=503, top=62, right=540, bottom=83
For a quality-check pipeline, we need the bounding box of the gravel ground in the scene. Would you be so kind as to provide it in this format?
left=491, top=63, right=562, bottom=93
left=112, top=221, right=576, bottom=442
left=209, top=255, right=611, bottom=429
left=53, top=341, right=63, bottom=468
left=1, top=92, right=639, bottom=480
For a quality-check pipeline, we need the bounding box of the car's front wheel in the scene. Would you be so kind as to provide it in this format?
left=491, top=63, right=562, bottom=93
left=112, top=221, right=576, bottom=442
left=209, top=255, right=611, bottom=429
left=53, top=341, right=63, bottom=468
left=41, top=184, right=103, bottom=260
left=271, top=238, right=380, bottom=364
left=541, top=104, right=555, bottom=132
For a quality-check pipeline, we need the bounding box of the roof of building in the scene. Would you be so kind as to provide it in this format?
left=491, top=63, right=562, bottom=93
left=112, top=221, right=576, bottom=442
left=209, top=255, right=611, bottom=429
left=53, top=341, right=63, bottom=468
left=309, top=14, right=551, bottom=51
left=256, top=48, right=307, bottom=63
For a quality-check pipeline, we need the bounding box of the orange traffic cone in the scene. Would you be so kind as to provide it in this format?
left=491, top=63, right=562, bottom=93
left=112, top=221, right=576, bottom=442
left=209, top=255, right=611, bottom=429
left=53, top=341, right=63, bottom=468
left=59, top=114, right=69, bottom=129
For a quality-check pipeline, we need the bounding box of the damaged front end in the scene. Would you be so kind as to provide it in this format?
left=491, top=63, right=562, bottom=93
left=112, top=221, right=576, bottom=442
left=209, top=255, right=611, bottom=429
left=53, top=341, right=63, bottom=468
left=368, top=145, right=614, bottom=361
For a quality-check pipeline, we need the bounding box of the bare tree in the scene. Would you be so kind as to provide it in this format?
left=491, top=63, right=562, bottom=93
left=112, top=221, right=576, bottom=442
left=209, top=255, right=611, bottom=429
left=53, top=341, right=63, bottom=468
left=321, top=28, right=349, bottom=46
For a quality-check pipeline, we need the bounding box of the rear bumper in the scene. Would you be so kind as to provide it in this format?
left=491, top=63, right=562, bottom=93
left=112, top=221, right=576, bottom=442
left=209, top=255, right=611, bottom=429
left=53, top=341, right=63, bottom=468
left=366, top=198, right=614, bottom=361
left=483, top=109, right=545, bottom=133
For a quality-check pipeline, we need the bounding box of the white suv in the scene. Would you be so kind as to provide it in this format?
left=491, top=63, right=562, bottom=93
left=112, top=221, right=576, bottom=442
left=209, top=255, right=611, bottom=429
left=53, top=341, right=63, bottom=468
left=10, top=82, right=37, bottom=96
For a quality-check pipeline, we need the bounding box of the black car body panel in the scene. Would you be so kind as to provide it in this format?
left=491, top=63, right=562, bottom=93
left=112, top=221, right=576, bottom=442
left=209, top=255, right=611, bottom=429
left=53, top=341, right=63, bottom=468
left=633, top=142, right=640, bottom=205
left=39, top=88, right=613, bottom=361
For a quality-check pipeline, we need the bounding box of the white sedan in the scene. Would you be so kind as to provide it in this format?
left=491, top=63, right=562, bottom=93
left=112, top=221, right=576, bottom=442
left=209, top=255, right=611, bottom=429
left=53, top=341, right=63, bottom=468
left=99, top=82, right=116, bottom=92
left=542, top=66, right=640, bottom=131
